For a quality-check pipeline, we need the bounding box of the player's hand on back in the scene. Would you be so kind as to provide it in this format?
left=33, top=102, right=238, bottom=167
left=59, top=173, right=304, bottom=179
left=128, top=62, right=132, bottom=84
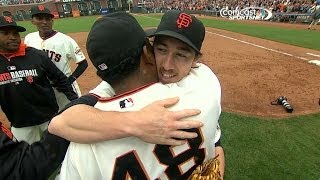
left=128, top=97, right=203, bottom=146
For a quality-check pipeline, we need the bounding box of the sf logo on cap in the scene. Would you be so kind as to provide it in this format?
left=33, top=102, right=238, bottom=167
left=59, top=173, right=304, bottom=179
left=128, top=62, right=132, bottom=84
left=38, top=5, right=45, bottom=11
left=4, top=16, right=13, bottom=23
left=176, top=13, right=192, bottom=28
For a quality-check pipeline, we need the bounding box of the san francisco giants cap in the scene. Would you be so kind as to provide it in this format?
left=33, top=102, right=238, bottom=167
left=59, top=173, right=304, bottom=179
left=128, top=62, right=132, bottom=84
left=86, top=12, right=146, bottom=82
left=30, top=5, right=54, bottom=18
left=0, top=16, right=26, bottom=32
left=150, top=10, right=205, bottom=54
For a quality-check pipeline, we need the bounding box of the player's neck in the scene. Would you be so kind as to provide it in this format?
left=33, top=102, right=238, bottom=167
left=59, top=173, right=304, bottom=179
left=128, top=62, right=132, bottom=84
left=112, top=71, right=157, bottom=95
left=39, top=30, right=55, bottom=39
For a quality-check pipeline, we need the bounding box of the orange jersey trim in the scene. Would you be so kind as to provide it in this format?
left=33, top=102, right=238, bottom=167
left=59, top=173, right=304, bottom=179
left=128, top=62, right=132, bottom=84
left=98, top=82, right=157, bottom=102
left=0, top=43, right=26, bottom=60
left=0, top=122, right=13, bottom=139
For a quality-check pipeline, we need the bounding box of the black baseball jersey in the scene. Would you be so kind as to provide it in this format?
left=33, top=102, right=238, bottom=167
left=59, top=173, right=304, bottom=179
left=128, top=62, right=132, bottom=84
left=0, top=45, right=78, bottom=128
left=0, top=122, right=70, bottom=180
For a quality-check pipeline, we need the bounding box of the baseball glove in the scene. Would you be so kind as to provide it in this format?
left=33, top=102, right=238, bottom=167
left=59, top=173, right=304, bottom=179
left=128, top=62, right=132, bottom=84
left=188, top=156, right=222, bottom=180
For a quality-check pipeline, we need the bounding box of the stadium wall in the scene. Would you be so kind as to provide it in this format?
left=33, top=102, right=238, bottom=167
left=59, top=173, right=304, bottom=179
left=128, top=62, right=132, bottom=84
left=0, top=0, right=134, bottom=21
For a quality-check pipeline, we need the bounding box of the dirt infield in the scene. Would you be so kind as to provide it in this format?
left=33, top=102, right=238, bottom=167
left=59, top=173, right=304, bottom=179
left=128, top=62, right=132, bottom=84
left=1, top=20, right=319, bottom=127
left=202, top=27, right=319, bottom=117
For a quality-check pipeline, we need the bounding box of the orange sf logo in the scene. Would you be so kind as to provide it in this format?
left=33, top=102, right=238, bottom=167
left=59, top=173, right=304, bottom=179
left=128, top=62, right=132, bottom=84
left=26, top=76, right=33, bottom=84
left=38, top=5, right=45, bottom=11
left=4, top=16, right=13, bottom=23
left=176, top=13, right=192, bottom=28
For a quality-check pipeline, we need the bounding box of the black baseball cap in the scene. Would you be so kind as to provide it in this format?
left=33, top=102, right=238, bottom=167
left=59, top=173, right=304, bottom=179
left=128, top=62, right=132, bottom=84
left=86, top=12, right=146, bottom=82
left=0, top=16, right=26, bottom=32
left=150, top=10, right=205, bottom=54
left=145, top=28, right=156, bottom=36
left=30, top=5, right=54, bottom=18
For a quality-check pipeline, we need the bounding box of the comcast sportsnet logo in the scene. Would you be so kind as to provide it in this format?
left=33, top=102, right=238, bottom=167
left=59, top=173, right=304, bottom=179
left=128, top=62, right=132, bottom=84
left=220, top=7, right=272, bottom=20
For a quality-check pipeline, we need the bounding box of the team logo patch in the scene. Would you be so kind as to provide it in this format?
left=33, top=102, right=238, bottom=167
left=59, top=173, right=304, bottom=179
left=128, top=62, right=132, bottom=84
left=7, top=66, right=16, bottom=71
left=4, top=16, right=13, bottom=23
left=38, top=5, right=45, bottom=11
left=98, top=63, right=108, bottom=70
left=75, top=47, right=82, bottom=54
left=26, top=76, right=33, bottom=84
left=176, top=13, right=192, bottom=28
left=119, top=98, right=134, bottom=109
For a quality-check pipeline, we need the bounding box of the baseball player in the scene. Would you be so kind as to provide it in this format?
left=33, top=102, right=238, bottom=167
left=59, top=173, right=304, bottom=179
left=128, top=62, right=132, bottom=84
left=24, top=5, right=88, bottom=110
left=58, top=11, right=221, bottom=179
left=308, top=0, right=320, bottom=29
left=0, top=16, right=78, bottom=144
left=89, top=81, right=225, bottom=179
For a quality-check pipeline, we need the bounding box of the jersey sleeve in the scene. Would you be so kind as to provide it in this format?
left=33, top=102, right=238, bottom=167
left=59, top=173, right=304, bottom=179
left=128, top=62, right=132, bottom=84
left=23, top=33, right=31, bottom=46
left=58, top=94, right=99, bottom=114
left=89, top=81, right=115, bottom=98
left=66, top=36, right=86, bottom=64
left=37, top=49, right=78, bottom=101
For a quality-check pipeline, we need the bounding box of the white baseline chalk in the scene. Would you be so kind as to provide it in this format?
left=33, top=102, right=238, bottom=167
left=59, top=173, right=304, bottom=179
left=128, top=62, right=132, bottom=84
left=205, top=31, right=309, bottom=61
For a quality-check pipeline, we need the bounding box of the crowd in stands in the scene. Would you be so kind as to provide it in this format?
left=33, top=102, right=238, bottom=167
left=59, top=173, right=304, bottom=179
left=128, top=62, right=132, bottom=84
left=0, top=0, right=315, bottom=14
left=0, top=0, right=46, bottom=5
left=139, top=0, right=315, bottom=14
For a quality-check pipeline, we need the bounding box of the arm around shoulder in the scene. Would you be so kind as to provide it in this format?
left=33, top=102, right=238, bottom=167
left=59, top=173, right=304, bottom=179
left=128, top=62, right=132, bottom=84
left=48, top=97, right=203, bottom=145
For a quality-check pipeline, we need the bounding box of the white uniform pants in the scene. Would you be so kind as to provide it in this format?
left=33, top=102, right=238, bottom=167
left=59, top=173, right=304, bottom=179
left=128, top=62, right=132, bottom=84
left=11, top=121, right=49, bottom=144
left=54, top=81, right=81, bottom=111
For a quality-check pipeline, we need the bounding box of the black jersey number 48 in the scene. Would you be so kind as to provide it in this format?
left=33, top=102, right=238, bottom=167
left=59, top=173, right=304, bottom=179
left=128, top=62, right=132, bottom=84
left=112, top=128, right=205, bottom=179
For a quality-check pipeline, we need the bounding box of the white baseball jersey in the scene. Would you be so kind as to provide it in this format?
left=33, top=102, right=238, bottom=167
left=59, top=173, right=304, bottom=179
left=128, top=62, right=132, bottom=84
left=24, top=31, right=85, bottom=109
left=59, top=63, right=222, bottom=179
left=215, top=123, right=221, bottom=144
left=89, top=80, right=115, bottom=98
left=89, top=81, right=223, bottom=144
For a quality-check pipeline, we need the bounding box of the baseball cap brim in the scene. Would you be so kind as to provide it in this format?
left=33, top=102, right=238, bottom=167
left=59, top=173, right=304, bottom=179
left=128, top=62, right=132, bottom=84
left=152, top=30, right=201, bottom=54
left=145, top=28, right=156, bottom=36
left=32, top=13, right=54, bottom=18
left=0, top=25, right=26, bottom=32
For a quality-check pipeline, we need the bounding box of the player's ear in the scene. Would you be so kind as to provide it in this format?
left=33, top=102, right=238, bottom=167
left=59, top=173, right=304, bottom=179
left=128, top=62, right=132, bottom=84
left=191, top=61, right=198, bottom=68
left=31, top=17, right=36, bottom=25
left=192, top=53, right=202, bottom=68
left=140, top=38, right=158, bottom=81
left=142, top=38, right=155, bottom=65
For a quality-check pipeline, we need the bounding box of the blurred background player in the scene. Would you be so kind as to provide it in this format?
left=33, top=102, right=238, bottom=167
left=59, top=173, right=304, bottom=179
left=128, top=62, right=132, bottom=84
left=308, top=0, right=320, bottom=29
left=0, top=16, right=78, bottom=144
left=24, top=5, right=88, bottom=110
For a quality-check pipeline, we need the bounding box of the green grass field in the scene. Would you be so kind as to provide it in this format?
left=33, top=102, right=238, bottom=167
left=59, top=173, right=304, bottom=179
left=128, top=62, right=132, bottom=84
left=27, top=14, right=319, bottom=179
left=17, top=15, right=320, bottom=50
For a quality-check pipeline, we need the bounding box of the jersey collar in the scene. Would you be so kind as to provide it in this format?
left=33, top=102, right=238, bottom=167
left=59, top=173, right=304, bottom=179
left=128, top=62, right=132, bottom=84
left=40, top=30, right=57, bottom=40
left=0, top=43, right=26, bottom=60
